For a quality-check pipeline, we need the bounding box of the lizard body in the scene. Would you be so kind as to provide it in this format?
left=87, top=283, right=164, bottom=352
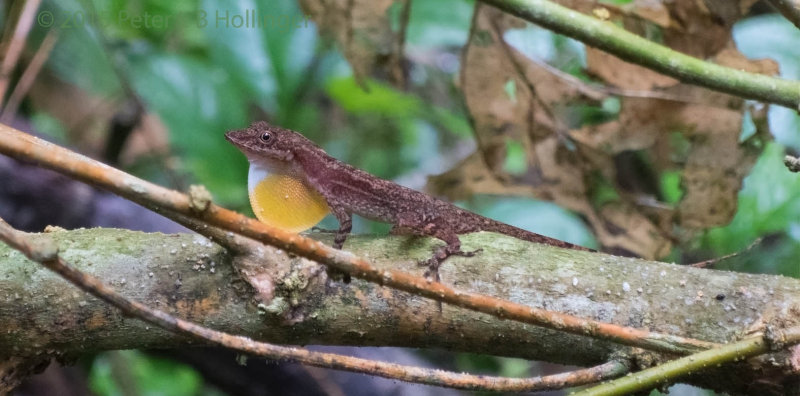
left=226, top=122, right=593, bottom=278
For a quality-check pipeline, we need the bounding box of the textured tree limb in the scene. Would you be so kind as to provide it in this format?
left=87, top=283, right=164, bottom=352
left=480, top=0, right=800, bottom=109
left=2, top=228, right=800, bottom=393
left=690, top=238, right=762, bottom=269
left=0, top=356, right=50, bottom=394
left=0, top=123, right=717, bottom=355
left=0, top=218, right=630, bottom=392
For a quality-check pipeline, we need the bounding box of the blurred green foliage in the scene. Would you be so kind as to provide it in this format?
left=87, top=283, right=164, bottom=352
left=89, top=351, right=223, bottom=396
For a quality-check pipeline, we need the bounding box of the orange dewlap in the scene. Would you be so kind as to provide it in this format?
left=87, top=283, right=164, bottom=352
left=248, top=172, right=330, bottom=233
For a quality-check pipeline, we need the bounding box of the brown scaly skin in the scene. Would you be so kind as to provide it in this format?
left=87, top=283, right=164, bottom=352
left=225, top=122, right=595, bottom=280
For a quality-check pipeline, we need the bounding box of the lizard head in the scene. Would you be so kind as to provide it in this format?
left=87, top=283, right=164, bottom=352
left=225, top=121, right=330, bottom=232
left=225, top=121, right=324, bottom=164
left=225, top=121, right=331, bottom=232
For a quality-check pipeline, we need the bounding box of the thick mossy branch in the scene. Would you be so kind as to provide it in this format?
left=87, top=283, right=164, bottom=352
left=1, top=228, right=799, bottom=392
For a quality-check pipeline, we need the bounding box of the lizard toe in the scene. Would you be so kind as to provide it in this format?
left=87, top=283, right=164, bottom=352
left=452, top=248, right=482, bottom=258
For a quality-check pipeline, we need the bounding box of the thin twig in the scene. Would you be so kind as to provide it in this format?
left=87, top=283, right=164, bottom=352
left=690, top=238, right=762, bottom=268
left=391, top=0, right=412, bottom=87
left=0, top=30, right=58, bottom=123
left=0, top=217, right=629, bottom=392
left=523, top=54, right=700, bottom=103
left=0, top=123, right=718, bottom=355
left=165, top=209, right=260, bottom=255
left=768, top=0, right=800, bottom=31
left=573, top=326, right=800, bottom=396
left=0, top=0, right=42, bottom=104
left=481, top=0, right=800, bottom=109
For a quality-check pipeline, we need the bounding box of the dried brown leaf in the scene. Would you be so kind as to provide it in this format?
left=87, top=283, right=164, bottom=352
left=298, top=0, right=408, bottom=86
left=586, top=49, right=678, bottom=90
left=432, top=4, right=679, bottom=258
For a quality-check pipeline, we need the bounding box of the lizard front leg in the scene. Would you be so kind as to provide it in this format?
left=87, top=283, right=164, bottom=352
left=329, top=206, right=353, bottom=282
left=331, top=206, right=352, bottom=249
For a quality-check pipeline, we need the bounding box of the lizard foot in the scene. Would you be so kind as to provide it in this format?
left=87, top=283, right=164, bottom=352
left=452, top=248, right=482, bottom=258
left=418, top=248, right=483, bottom=282
left=420, top=257, right=442, bottom=283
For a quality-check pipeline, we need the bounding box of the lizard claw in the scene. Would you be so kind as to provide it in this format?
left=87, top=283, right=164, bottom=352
left=418, top=247, right=483, bottom=282
left=418, top=258, right=444, bottom=313
left=453, top=248, right=482, bottom=258
left=419, top=257, right=441, bottom=282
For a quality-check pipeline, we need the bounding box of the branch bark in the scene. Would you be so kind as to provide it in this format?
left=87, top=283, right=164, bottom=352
left=2, top=228, right=799, bottom=393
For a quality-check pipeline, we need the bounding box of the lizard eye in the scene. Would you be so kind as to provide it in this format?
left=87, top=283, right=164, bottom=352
left=260, top=132, right=272, bottom=143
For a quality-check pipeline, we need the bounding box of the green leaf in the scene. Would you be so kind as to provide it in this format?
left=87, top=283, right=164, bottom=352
left=325, top=77, right=422, bottom=117
left=659, top=171, right=682, bottom=204
left=30, top=112, right=68, bottom=143
left=89, top=351, right=204, bottom=396
left=41, top=0, right=121, bottom=95
left=504, top=79, right=517, bottom=103
left=503, top=139, right=526, bottom=176
left=201, top=0, right=278, bottom=110
left=127, top=51, right=248, bottom=204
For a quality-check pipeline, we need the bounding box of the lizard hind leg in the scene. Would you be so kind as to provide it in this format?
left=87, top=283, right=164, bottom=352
left=420, top=228, right=482, bottom=283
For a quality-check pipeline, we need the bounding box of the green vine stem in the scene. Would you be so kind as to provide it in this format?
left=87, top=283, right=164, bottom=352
left=573, top=326, right=800, bottom=396
left=483, top=0, right=800, bottom=110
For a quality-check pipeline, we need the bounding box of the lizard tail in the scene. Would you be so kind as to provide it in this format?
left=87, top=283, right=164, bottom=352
left=479, top=218, right=596, bottom=252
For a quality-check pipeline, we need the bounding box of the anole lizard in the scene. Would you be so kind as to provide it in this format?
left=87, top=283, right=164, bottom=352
left=225, top=121, right=594, bottom=280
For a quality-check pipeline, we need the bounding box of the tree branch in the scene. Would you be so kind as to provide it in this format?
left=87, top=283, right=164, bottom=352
left=2, top=228, right=800, bottom=393
left=0, top=220, right=630, bottom=392
left=480, top=0, right=800, bottom=109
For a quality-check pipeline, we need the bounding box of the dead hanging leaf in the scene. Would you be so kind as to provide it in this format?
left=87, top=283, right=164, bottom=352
left=432, top=4, right=675, bottom=259
left=429, top=2, right=776, bottom=259
left=574, top=40, right=776, bottom=229
left=586, top=49, right=678, bottom=90
left=458, top=5, right=533, bottom=171
left=298, top=0, right=408, bottom=86
left=712, top=41, right=780, bottom=75
left=676, top=102, right=768, bottom=228
left=459, top=5, right=584, bottom=171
